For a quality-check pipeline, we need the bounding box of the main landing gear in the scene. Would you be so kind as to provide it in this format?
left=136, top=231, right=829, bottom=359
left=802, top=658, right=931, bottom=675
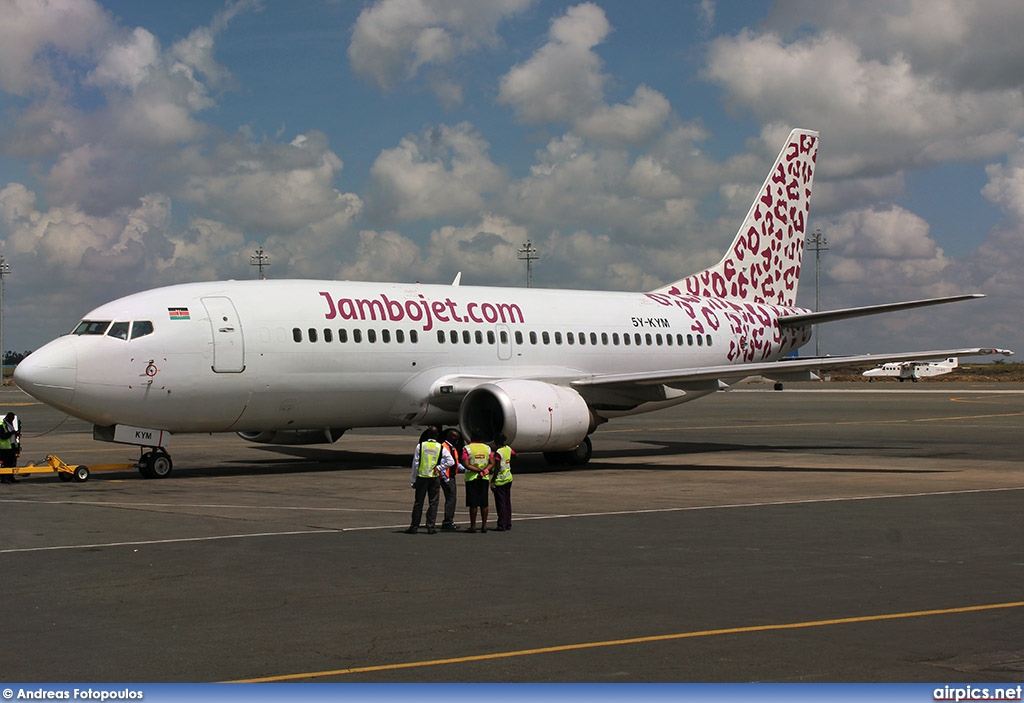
left=138, top=448, right=173, bottom=479
left=543, top=435, right=593, bottom=466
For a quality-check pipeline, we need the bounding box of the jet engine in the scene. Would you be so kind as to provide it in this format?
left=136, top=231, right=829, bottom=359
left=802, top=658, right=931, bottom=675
left=459, top=379, right=595, bottom=451
left=237, top=428, right=346, bottom=445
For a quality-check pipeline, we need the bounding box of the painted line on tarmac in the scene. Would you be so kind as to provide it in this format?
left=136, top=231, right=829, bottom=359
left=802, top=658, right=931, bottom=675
left=3, top=486, right=1023, bottom=554
left=228, top=600, right=1024, bottom=682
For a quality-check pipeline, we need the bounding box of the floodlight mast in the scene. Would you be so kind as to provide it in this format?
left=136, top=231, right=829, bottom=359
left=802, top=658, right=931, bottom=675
left=807, top=228, right=828, bottom=356
left=250, top=246, right=271, bottom=280
left=517, top=240, right=539, bottom=288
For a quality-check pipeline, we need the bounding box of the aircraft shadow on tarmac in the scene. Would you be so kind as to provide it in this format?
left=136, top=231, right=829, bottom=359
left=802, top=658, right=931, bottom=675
left=143, top=439, right=947, bottom=480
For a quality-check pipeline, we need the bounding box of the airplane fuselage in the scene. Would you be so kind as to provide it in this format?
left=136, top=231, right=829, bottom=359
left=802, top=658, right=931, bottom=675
left=18, top=279, right=812, bottom=439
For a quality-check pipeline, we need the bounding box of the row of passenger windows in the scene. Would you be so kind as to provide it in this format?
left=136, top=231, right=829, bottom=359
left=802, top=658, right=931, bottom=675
left=294, top=328, right=421, bottom=344
left=293, top=327, right=714, bottom=348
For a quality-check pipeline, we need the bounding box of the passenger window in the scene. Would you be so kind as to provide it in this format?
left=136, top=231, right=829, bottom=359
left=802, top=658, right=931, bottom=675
left=612, top=333, right=620, bottom=345
left=514, top=331, right=523, bottom=345
left=706, top=335, right=713, bottom=347
left=130, top=321, right=154, bottom=340
left=396, top=330, right=405, bottom=343
left=410, top=330, right=418, bottom=343
left=475, top=330, right=483, bottom=344
left=542, top=331, right=550, bottom=345
left=324, top=329, right=333, bottom=343
left=566, top=332, right=574, bottom=345
left=554, top=332, right=562, bottom=345
left=293, top=328, right=302, bottom=343
left=488, top=331, right=496, bottom=345
left=107, top=322, right=130, bottom=340
left=530, top=331, right=537, bottom=345
left=623, top=334, right=631, bottom=346
left=635, top=333, right=642, bottom=346
left=450, top=330, right=458, bottom=344
left=368, top=329, right=377, bottom=343
left=308, top=328, right=318, bottom=343
left=339, top=329, right=348, bottom=343
left=353, top=329, right=363, bottom=343
left=645, top=334, right=652, bottom=346
left=687, top=334, right=694, bottom=346
left=463, top=331, right=471, bottom=344
left=74, top=320, right=112, bottom=336
left=438, top=330, right=446, bottom=343
left=696, top=335, right=703, bottom=347
left=602, top=333, right=609, bottom=345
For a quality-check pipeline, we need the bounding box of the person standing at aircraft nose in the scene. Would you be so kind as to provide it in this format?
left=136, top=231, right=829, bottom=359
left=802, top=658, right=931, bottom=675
left=490, top=435, right=515, bottom=531
left=406, top=426, right=454, bottom=534
left=462, top=438, right=493, bottom=533
left=0, top=412, right=19, bottom=483
left=439, top=428, right=465, bottom=531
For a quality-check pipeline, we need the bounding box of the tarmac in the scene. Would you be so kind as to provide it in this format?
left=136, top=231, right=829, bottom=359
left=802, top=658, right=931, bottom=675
left=1, top=382, right=1022, bottom=683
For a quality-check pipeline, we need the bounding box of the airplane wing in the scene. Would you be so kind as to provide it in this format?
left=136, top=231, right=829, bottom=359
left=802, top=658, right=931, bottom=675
left=572, top=347, right=1013, bottom=390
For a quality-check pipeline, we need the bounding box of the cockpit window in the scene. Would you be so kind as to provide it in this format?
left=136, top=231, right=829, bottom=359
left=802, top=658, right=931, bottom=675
left=107, top=322, right=130, bottom=340
left=73, top=320, right=112, bottom=336
left=130, top=321, right=154, bottom=339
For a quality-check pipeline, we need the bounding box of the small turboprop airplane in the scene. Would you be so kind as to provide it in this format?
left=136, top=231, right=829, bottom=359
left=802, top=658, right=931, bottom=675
left=13, top=129, right=1012, bottom=477
left=862, top=356, right=987, bottom=382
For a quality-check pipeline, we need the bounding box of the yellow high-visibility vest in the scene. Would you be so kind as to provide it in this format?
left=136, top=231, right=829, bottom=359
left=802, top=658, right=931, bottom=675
left=417, top=440, right=442, bottom=478
left=464, top=442, right=490, bottom=481
left=493, top=446, right=513, bottom=486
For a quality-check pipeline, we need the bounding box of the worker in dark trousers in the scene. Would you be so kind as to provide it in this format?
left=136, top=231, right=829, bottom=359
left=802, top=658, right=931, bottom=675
left=439, top=427, right=465, bottom=530
left=405, top=426, right=454, bottom=534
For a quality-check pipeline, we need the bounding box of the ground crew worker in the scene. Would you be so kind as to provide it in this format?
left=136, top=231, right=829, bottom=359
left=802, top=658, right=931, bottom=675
left=0, top=412, right=19, bottom=483
left=461, top=437, right=493, bottom=533
left=405, top=426, right=454, bottom=534
left=490, top=434, right=515, bottom=531
left=439, top=427, right=464, bottom=530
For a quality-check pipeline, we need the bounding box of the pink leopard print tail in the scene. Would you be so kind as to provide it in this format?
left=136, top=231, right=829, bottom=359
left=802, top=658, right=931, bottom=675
left=652, top=129, right=818, bottom=307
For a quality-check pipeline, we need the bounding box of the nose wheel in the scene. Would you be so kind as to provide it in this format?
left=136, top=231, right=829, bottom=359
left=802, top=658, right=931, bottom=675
left=138, top=449, right=173, bottom=479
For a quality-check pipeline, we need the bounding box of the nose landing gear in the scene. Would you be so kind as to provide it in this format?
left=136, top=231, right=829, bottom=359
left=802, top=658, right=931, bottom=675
left=138, top=448, right=173, bottom=478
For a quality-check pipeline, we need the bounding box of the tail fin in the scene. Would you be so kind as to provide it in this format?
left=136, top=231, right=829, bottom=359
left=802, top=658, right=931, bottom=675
left=651, top=129, right=819, bottom=307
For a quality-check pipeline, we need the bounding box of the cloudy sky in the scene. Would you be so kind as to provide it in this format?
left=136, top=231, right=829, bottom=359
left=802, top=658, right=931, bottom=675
left=1, top=0, right=1023, bottom=359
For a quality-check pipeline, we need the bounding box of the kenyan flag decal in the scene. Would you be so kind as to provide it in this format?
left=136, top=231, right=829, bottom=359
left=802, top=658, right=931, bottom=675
left=168, top=307, right=190, bottom=320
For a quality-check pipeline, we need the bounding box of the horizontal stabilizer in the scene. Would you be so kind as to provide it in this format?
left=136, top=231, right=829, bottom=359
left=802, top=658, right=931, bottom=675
left=779, top=294, right=984, bottom=328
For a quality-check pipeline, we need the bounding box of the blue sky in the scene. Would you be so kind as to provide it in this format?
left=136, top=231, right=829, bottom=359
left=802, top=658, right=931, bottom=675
left=1, top=0, right=1023, bottom=358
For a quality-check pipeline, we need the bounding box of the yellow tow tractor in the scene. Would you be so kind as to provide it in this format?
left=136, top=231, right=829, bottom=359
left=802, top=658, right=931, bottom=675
left=0, top=454, right=138, bottom=483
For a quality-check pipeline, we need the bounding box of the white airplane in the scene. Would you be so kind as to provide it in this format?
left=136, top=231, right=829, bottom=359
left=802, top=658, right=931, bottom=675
left=13, top=129, right=1012, bottom=478
left=863, top=356, right=976, bottom=382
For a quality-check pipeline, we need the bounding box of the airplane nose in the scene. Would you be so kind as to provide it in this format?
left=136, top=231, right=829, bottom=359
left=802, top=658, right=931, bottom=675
left=13, top=339, right=78, bottom=409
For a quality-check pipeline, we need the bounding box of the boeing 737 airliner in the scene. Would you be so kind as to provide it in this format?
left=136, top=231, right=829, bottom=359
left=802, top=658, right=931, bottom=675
left=13, top=129, right=1011, bottom=477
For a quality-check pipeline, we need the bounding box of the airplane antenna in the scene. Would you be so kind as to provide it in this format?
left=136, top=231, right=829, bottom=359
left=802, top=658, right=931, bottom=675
left=250, top=246, right=271, bottom=280
left=0, top=256, right=9, bottom=376
left=518, top=239, right=539, bottom=288
left=808, top=228, right=829, bottom=356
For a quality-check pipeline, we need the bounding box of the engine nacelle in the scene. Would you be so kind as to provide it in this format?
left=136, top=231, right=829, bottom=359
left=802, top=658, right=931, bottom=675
left=459, top=380, right=594, bottom=452
left=237, top=428, right=346, bottom=445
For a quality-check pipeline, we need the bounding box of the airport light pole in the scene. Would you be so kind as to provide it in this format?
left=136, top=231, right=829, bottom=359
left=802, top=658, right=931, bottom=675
left=518, top=239, right=538, bottom=288
left=0, top=256, right=10, bottom=377
left=250, top=246, right=271, bottom=280
left=807, top=228, right=828, bottom=356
